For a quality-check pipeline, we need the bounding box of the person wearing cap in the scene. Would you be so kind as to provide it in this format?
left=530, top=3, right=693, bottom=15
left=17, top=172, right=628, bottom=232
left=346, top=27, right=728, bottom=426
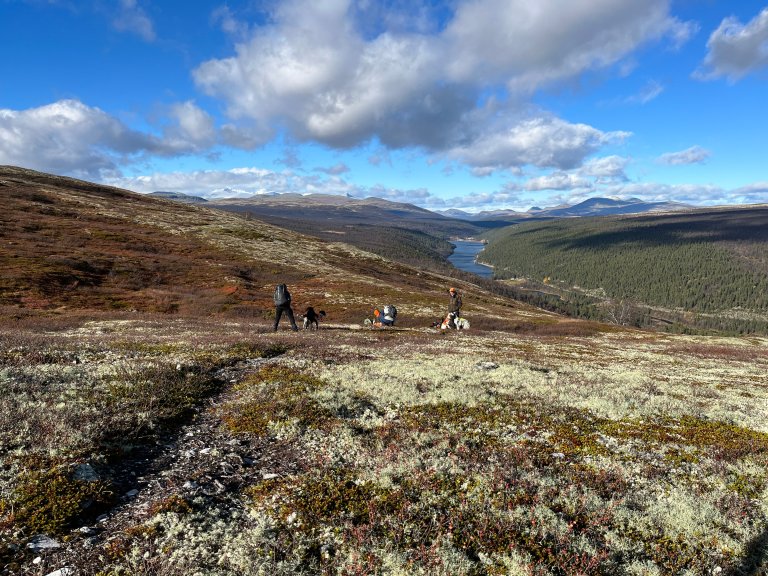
left=447, top=287, right=462, bottom=328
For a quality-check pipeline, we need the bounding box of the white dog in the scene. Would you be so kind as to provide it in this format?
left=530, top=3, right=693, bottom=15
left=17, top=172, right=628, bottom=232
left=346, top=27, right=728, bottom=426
left=440, top=313, right=470, bottom=330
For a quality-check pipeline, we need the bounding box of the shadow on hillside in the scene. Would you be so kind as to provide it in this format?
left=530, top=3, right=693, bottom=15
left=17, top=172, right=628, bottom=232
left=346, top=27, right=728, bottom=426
left=547, top=209, right=768, bottom=251
left=729, top=528, right=768, bottom=576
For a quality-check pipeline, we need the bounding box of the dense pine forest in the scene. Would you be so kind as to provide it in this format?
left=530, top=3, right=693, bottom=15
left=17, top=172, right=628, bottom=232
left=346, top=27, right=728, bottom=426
left=480, top=206, right=768, bottom=334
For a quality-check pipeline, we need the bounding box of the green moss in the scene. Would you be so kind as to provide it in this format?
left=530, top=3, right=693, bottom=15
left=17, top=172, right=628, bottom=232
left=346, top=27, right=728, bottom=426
left=727, top=472, right=765, bottom=499
left=10, top=466, right=114, bottom=535
left=224, top=366, right=336, bottom=435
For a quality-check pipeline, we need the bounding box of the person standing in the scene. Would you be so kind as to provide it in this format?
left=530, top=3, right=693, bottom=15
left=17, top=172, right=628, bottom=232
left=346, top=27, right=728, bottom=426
left=273, top=283, right=299, bottom=331
left=447, top=287, right=462, bottom=328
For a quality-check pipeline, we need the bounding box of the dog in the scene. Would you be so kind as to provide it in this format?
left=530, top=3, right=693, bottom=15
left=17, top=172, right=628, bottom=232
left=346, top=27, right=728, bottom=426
left=302, top=307, right=326, bottom=330
left=438, top=312, right=470, bottom=330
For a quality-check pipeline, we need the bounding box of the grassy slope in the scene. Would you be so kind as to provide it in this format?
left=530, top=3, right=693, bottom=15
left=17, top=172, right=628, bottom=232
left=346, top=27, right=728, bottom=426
left=1, top=167, right=767, bottom=575
left=206, top=195, right=482, bottom=271
left=0, top=166, right=507, bottom=327
left=481, top=207, right=768, bottom=320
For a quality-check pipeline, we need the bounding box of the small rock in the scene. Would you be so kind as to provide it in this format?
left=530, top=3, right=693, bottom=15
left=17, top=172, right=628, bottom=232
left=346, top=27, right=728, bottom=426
left=199, top=447, right=212, bottom=455
left=33, top=556, right=42, bottom=565
left=77, top=526, right=96, bottom=536
left=475, top=361, right=499, bottom=370
left=182, top=481, right=199, bottom=490
left=552, top=452, right=565, bottom=459
left=27, top=535, right=60, bottom=550
left=263, top=473, right=279, bottom=480
left=73, top=463, right=99, bottom=482
left=125, top=489, right=139, bottom=498
left=45, top=568, right=74, bottom=576
left=96, top=514, right=109, bottom=523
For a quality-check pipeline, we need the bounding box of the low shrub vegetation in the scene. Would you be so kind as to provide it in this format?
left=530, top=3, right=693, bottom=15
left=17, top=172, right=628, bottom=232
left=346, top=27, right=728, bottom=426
left=28, top=318, right=761, bottom=576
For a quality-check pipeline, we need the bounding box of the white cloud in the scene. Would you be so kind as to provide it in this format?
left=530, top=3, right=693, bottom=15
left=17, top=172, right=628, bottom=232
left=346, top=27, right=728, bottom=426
left=523, top=172, right=593, bottom=192
left=107, top=165, right=444, bottom=205
left=696, top=7, right=768, bottom=81
left=192, top=0, right=681, bottom=169
left=657, top=145, right=711, bottom=165
left=112, top=0, right=155, bottom=41
left=161, top=101, right=216, bottom=153
left=730, top=182, right=768, bottom=204
left=443, top=0, right=689, bottom=91
left=0, top=99, right=145, bottom=178
left=107, top=166, right=361, bottom=199
left=446, top=115, right=630, bottom=171
left=0, top=100, right=220, bottom=179
left=580, top=155, right=630, bottom=181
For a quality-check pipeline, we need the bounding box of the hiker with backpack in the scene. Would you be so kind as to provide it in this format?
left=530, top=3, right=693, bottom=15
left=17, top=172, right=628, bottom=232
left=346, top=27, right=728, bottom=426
left=446, top=287, right=462, bottom=329
left=372, top=304, right=397, bottom=327
left=273, top=283, right=299, bottom=332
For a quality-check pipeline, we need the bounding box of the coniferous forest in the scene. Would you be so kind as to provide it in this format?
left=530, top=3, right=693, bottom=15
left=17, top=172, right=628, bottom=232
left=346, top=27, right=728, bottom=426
left=480, top=206, right=768, bottom=334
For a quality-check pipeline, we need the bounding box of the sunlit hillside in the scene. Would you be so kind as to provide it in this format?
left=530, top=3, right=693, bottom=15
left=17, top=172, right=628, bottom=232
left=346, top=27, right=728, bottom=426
left=1, top=167, right=767, bottom=576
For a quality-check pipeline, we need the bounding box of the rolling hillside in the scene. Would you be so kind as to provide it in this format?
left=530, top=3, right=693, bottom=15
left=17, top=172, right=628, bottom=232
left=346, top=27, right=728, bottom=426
left=205, top=194, right=483, bottom=270
left=0, top=166, right=503, bottom=327
left=481, top=206, right=768, bottom=334
left=1, top=167, right=767, bottom=575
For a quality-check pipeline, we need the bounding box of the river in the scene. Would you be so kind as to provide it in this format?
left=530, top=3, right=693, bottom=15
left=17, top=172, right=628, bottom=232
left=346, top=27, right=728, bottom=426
left=447, top=240, right=494, bottom=278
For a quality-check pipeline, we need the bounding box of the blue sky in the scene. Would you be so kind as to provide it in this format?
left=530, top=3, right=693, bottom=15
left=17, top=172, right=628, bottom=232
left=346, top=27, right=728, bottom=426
left=1, top=0, right=767, bottom=212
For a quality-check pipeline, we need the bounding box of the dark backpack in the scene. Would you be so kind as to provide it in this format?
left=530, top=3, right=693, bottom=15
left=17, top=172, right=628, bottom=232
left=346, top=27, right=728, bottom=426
left=382, top=304, right=397, bottom=322
left=274, top=284, right=289, bottom=306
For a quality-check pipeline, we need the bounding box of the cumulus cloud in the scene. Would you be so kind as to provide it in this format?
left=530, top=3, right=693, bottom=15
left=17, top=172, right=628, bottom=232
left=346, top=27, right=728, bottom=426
left=193, top=0, right=684, bottom=169
left=0, top=100, right=219, bottom=179
left=696, top=7, right=768, bottom=81
left=446, top=115, right=630, bottom=172
left=580, top=155, right=630, bottom=181
left=657, top=145, right=711, bottom=165
left=730, top=182, right=768, bottom=204
left=161, top=101, right=217, bottom=153
left=443, top=0, right=688, bottom=91
left=523, top=172, right=593, bottom=192
left=112, top=0, right=155, bottom=41
left=106, top=166, right=395, bottom=201
left=0, top=100, right=147, bottom=178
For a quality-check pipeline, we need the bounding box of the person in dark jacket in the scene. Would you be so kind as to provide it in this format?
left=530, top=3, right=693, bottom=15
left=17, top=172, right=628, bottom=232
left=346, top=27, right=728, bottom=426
left=273, top=283, right=299, bottom=331
left=447, top=287, right=462, bottom=328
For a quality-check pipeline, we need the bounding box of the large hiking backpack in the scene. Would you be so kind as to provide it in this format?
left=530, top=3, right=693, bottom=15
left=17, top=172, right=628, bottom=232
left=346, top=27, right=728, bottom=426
left=274, top=284, right=289, bottom=306
left=382, top=304, right=397, bottom=324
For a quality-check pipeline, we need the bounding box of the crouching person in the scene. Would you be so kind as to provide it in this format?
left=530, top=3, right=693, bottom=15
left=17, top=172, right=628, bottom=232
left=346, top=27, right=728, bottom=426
left=373, top=304, right=397, bottom=327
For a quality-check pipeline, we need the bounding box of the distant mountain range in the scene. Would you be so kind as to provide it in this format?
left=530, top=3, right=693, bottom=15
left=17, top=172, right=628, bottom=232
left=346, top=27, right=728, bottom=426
left=152, top=191, right=693, bottom=225
left=439, top=197, right=692, bottom=221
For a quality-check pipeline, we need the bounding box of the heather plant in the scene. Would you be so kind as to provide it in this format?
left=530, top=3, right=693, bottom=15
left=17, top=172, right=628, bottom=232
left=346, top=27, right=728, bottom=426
left=2, top=316, right=767, bottom=575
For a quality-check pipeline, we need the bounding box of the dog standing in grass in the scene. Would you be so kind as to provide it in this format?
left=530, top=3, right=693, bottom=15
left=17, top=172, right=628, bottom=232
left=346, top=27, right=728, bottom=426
left=302, top=306, right=325, bottom=330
